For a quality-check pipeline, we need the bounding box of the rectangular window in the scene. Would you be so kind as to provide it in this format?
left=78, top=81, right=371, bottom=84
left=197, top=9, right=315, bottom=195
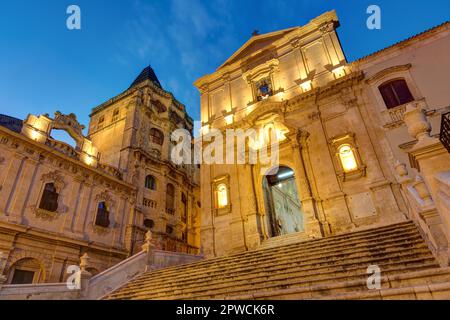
left=11, top=270, right=35, bottom=285
left=97, top=116, right=105, bottom=130
left=112, top=109, right=120, bottom=122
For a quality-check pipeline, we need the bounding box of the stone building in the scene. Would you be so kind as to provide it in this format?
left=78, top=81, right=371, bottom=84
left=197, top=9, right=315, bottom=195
left=194, top=10, right=450, bottom=259
left=88, top=66, right=201, bottom=254
left=0, top=66, right=200, bottom=285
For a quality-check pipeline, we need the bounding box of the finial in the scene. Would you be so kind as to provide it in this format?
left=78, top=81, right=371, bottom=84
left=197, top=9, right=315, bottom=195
left=252, top=30, right=259, bottom=37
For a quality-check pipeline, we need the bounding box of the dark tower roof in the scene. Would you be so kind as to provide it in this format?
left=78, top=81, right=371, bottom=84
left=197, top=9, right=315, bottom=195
left=129, top=65, right=162, bottom=89
left=0, top=114, right=23, bottom=133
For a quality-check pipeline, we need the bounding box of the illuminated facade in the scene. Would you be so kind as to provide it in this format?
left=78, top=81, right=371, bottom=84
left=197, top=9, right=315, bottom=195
left=0, top=66, right=200, bottom=285
left=195, top=11, right=450, bottom=259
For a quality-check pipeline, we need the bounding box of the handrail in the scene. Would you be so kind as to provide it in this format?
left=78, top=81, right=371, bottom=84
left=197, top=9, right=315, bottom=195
left=440, top=111, right=450, bottom=153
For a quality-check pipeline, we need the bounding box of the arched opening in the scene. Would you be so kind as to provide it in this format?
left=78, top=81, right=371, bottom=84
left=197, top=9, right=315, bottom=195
left=262, top=166, right=304, bottom=237
left=39, top=183, right=59, bottom=212
left=8, top=258, right=45, bottom=284
left=95, top=202, right=110, bottom=228
left=49, top=128, right=79, bottom=149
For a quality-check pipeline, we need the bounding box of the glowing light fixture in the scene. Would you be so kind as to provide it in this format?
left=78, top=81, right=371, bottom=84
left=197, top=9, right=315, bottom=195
left=30, top=129, right=40, bottom=141
left=225, top=115, right=234, bottom=125
left=277, top=170, right=294, bottom=180
left=339, top=145, right=358, bottom=172
left=217, top=183, right=228, bottom=208
left=332, top=66, right=346, bottom=79
left=300, top=80, right=312, bottom=92
left=201, top=125, right=210, bottom=135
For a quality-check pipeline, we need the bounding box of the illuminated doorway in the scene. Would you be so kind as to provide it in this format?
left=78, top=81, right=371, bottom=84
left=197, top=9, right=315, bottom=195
left=263, top=166, right=304, bottom=237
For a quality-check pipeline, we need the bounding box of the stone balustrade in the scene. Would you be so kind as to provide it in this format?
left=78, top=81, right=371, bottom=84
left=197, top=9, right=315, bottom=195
left=0, top=231, right=203, bottom=300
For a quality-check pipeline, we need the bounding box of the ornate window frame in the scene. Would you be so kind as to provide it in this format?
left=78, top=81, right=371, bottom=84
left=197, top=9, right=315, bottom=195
left=34, top=171, right=66, bottom=220
left=330, top=133, right=366, bottom=181
left=212, top=175, right=231, bottom=216
left=242, top=59, right=283, bottom=105
left=366, top=64, right=426, bottom=129
left=92, top=191, right=115, bottom=235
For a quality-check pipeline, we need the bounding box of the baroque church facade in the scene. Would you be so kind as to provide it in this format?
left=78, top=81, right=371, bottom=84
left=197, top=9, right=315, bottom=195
left=0, top=9, right=450, bottom=299
left=0, top=67, right=200, bottom=284
left=195, top=11, right=450, bottom=260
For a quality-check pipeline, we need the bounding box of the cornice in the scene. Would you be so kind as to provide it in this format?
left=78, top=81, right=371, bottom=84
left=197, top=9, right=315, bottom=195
left=0, top=126, right=135, bottom=191
left=0, top=221, right=128, bottom=256
left=365, top=64, right=412, bottom=84
left=194, top=10, right=340, bottom=89
left=353, top=21, right=449, bottom=64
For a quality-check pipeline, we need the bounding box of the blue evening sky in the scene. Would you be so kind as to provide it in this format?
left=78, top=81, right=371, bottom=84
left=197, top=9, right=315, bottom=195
left=1, top=0, right=449, bottom=133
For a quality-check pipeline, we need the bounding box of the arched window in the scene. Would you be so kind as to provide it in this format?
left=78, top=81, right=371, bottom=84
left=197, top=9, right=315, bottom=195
left=149, top=128, right=164, bottom=145
left=378, top=79, right=414, bottom=109
left=95, top=202, right=110, bottom=228
left=216, top=183, right=229, bottom=209
left=39, top=183, right=59, bottom=212
left=166, top=183, right=175, bottom=215
left=338, top=145, right=358, bottom=173
left=145, top=175, right=156, bottom=190
left=8, top=258, right=44, bottom=284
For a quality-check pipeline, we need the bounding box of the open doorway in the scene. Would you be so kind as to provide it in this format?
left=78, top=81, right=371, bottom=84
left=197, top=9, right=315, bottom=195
left=263, top=166, right=304, bottom=237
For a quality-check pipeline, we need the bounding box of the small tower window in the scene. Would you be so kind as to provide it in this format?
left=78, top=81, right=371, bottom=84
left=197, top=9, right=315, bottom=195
left=112, top=109, right=120, bottom=122
left=145, top=175, right=156, bottom=190
left=97, top=116, right=105, bottom=129
left=95, top=202, right=110, bottom=228
left=39, top=183, right=59, bottom=212
left=378, top=79, right=414, bottom=109
left=338, top=145, right=358, bottom=173
left=150, top=128, right=164, bottom=145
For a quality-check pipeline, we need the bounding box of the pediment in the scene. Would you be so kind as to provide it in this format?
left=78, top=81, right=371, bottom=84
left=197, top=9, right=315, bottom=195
left=218, top=27, right=297, bottom=70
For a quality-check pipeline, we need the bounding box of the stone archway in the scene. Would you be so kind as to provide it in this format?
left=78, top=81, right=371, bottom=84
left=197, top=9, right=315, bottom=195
left=262, top=166, right=304, bottom=237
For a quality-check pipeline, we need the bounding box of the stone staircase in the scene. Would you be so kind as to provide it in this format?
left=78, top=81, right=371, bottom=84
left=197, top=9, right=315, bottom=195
left=104, top=221, right=450, bottom=300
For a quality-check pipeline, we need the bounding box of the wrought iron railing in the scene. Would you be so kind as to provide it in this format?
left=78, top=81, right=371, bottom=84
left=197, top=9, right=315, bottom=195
left=440, top=111, right=450, bottom=153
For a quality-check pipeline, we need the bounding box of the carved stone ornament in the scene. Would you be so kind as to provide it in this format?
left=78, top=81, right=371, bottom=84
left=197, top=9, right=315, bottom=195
left=319, top=22, right=335, bottom=34
left=92, top=224, right=111, bottom=236
left=34, top=207, right=59, bottom=221
left=394, top=160, right=408, bottom=177
left=95, top=190, right=115, bottom=207
left=403, top=102, right=432, bottom=142
left=41, top=170, right=66, bottom=193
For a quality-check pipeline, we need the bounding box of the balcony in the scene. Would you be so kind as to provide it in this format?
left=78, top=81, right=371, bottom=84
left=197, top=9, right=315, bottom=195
left=440, top=111, right=450, bottom=153
left=381, top=99, right=428, bottom=129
